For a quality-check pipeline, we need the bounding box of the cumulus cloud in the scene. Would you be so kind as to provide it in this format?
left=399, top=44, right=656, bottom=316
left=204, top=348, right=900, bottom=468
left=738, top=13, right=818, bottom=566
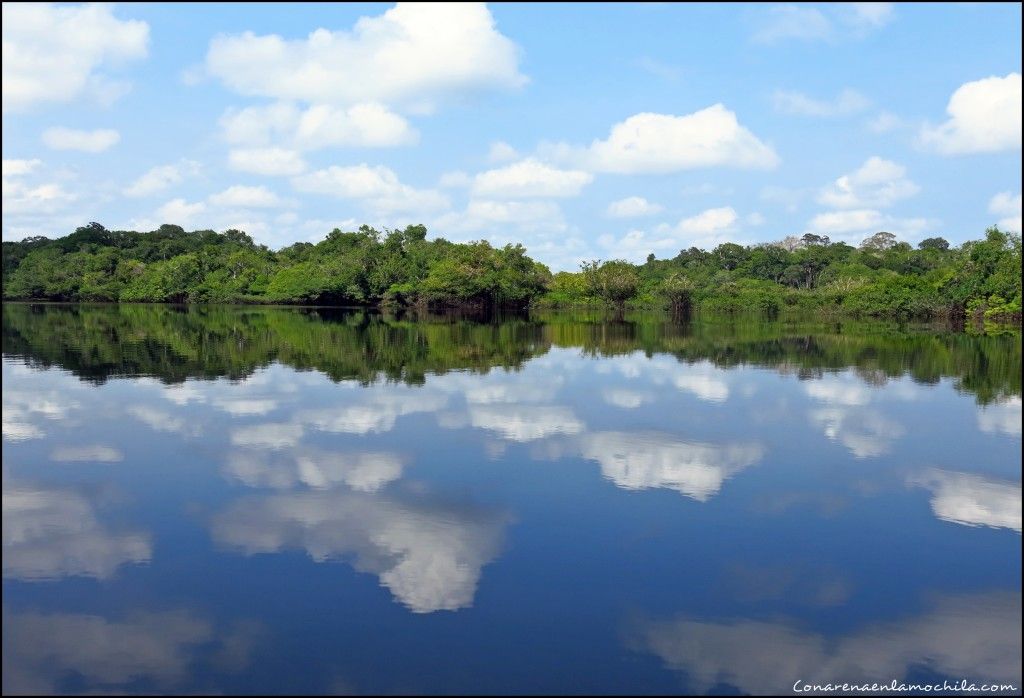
left=910, top=469, right=1021, bottom=533
left=220, top=101, right=418, bottom=150
left=205, top=3, right=525, bottom=110
left=2, top=3, right=149, bottom=112
left=597, top=207, right=744, bottom=263
left=292, top=164, right=448, bottom=214
left=123, top=160, right=201, bottom=197
left=211, top=488, right=508, bottom=613
left=989, top=192, right=1022, bottom=233
left=606, top=196, right=664, bottom=218
left=772, top=88, right=870, bottom=117
left=578, top=431, right=763, bottom=501
left=228, top=148, right=307, bottom=176
left=602, top=389, right=653, bottom=409
left=488, top=140, right=519, bottom=163
left=806, top=209, right=932, bottom=243
left=154, top=198, right=206, bottom=227
left=209, top=185, right=285, bottom=209
left=753, top=4, right=832, bottom=44
left=753, top=3, right=893, bottom=45
left=41, top=127, right=120, bottom=153
left=0, top=159, right=75, bottom=218
left=818, top=157, right=919, bottom=209
left=920, top=73, right=1022, bottom=154
left=471, top=159, right=593, bottom=198
left=582, top=105, right=779, bottom=173
left=3, top=479, right=150, bottom=580
left=434, top=199, right=564, bottom=235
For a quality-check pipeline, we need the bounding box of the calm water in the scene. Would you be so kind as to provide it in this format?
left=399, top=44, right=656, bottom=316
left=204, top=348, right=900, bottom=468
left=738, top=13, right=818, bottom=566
left=2, top=304, right=1021, bottom=695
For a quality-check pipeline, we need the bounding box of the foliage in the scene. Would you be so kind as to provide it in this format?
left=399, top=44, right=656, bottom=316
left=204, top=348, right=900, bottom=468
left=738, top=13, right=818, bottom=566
left=3, top=222, right=1021, bottom=323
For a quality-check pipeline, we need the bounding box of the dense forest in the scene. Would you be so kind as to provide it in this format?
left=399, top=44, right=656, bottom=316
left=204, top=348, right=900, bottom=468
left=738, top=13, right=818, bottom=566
left=2, top=222, right=1021, bottom=322
left=4, top=304, right=1019, bottom=405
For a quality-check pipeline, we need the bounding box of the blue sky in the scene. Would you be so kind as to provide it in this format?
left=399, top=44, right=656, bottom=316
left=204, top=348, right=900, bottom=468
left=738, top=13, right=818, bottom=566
left=2, top=2, right=1021, bottom=270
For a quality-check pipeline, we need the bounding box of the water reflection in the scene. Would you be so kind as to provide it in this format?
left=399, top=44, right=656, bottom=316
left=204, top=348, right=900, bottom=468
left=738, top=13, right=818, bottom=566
left=2, top=608, right=260, bottom=695
left=212, top=487, right=508, bottom=614
left=578, top=432, right=763, bottom=501
left=630, top=591, right=1022, bottom=694
left=2, top=304, right=1020, bottom=694
left=3, top=476, right=151, bottom=581
left=911, top=470, right=1022, bottom=533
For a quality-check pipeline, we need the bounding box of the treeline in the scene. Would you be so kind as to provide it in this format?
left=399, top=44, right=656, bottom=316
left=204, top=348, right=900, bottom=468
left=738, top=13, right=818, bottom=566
left=3, top=304, right=1019, bottom=404
left=2, top=222, right=1021, bottom=321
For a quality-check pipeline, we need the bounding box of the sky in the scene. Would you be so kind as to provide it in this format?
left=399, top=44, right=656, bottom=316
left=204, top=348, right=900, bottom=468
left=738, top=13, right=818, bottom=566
left=1, top=2, right=1021, bottom=271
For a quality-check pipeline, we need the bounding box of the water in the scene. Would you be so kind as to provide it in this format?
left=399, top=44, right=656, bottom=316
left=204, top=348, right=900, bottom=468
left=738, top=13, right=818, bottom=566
left=2, top=304, right=1021, bottom=695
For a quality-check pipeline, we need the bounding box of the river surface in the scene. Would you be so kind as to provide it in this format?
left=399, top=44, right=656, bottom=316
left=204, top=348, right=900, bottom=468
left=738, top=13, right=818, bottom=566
left=2, top=304, right=1021, bottom=695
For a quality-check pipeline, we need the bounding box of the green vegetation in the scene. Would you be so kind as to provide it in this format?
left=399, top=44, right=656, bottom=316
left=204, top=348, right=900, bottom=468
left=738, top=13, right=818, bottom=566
left=3, top=223, right=1020, bottom=323
left=3, top=304, right=1019, bottom=405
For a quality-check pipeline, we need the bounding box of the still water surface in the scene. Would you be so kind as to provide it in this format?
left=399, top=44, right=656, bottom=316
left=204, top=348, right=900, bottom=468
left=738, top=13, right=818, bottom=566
left=2, top=304, right=1021, bottom=695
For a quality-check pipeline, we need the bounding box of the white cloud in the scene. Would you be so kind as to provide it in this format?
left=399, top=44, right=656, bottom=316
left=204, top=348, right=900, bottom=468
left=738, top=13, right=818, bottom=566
left=488, top=141, right=519, bottom=163
left=123, top=160, right=201, bottom=197
left=597, top=207, right=743, bottom=263
left=126, top=405, right=190, bottom=435
left=205, top=3, right=525, bottom=110
left=438, top=170, right=472, bottom=188
left=578, top=431, right=763, bottom=501
left=806, top=209, right=932, bottom=243
left=2, top=3, right=148, bottom=112
left=2, top=159, right=41, bottom=177
left=212, top=398, right=279, bottom=417
left=41, top=127, right=120, bottom=153
left=753, top=4, right=832, bottom=44
left=209, top=185, right=285, bottom=209
left=228, top=148, right=307, bottom=176
left=154, top=198, right=206, bottom=227
left=865, top=110, right=904, bottom=133
left=293, top=164, right=448, bottom=214
left=49, top=445, right=124, bottom=463
left=989, top=192, right=1022, bottom=233
left=584, top=105, right=778, bottom=173
left=220, top=101, right=418, bottom=150
left=846, top=2, right=894, bottom=29
left=471, top=159, right=593, bottom=198
left=910, top=469, right=1021, bottom=532
left=818, top=157, right=919, bottom=209
left=1, top=160, right=75, bottom=216
left=606, top=196, right=664, bottom=218
left=772, top=88, right=870, bottom=117
left=920, top=73, right=1022, bottom=154
left=437, top=199, right=562, bottom=232
left=677, top=206, right=739, bottom=235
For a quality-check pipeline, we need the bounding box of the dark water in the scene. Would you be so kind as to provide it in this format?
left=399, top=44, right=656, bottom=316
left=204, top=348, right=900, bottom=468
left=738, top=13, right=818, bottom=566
left=2, top=304, right=1021, bottom=695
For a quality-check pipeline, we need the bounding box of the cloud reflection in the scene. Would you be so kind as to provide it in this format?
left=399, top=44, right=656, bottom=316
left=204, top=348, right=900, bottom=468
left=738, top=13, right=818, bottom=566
left=2, top=480, right=151, bottom=580
left=211, top=489, right=508, bottom=613
left=910, top=469, right=1022, bottom=532
left=578, top=432, right=763, bottom=501
left=631, top=591, right=1022, bottom=694
left=2, top=608, right=260, bottom=695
